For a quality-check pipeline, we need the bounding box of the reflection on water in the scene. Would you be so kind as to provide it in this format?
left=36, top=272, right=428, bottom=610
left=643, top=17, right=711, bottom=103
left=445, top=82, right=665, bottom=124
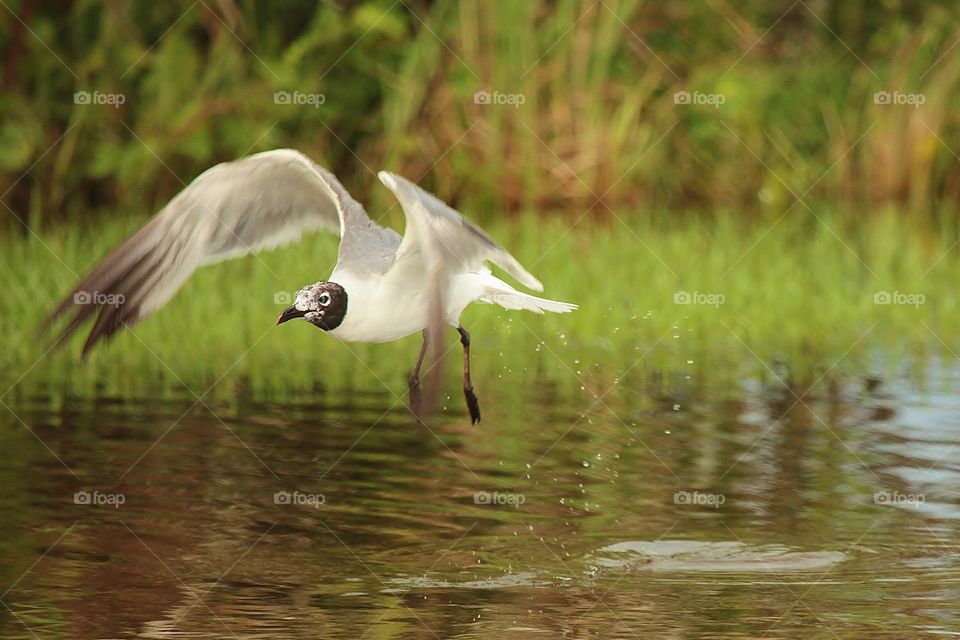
left=590, top=541, right=846, bottom=573
left=2, top=361, right=960, bottom=638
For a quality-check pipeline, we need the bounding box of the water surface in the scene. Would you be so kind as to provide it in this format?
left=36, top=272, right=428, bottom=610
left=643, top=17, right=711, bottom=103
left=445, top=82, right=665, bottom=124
left=2, top=362, right=960, bottom=638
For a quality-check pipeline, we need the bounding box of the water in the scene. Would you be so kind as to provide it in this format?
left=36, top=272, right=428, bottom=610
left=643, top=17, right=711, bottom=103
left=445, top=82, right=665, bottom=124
left=2, top=362, right=960, bottom=638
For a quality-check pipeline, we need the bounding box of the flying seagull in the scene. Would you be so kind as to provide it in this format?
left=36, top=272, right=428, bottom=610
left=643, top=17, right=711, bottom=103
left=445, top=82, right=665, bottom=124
left=46, top=149, right=577, bottom=423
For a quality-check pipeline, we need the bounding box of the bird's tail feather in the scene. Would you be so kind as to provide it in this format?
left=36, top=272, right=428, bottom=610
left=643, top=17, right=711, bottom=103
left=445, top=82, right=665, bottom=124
left=479, top=277, right=577, bottom=314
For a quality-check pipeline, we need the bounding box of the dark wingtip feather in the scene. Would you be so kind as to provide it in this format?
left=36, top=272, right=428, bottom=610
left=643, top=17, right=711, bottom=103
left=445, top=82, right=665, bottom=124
left=80, top=303, right=140, bottom=359
left=42, top=285, right=108, bottom=355
left=43, top=219, right=162, bottom=356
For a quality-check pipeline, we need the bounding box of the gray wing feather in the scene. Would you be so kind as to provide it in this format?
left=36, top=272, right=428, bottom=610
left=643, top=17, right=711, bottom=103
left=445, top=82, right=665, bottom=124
left=46, top=149, right=398, bottom=355
left=376, top=171, right=543, bottom=410
left=377, top=171, right=543, bottom=290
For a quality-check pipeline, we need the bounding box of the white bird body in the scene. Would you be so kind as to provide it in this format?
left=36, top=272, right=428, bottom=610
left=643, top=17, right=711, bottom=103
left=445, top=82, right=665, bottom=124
left=47, top=149, right=576, bottom=422
left=328, top=267, right=570, bottom=344
left=326, top=268, right=475, bottom=343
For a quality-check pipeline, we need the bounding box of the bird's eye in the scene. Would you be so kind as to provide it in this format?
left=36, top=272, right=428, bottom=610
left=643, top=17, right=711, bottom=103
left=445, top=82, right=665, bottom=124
left=318, top=293, right=331, bottom=306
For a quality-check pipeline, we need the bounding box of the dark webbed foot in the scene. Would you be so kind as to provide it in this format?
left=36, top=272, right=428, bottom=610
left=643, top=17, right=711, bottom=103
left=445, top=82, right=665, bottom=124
left=464, top=385, right=481, bottom=424
left=457, top=326, right=481, bottom=424
left=408, top=372, right=422, bottom=416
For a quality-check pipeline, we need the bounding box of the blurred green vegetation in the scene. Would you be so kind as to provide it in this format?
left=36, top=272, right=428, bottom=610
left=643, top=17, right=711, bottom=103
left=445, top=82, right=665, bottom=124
left=3, top=0, right=960, bottom=226
left=2, top=210, right=956, bottom=399
left=3, top=1, right=960, bottom=397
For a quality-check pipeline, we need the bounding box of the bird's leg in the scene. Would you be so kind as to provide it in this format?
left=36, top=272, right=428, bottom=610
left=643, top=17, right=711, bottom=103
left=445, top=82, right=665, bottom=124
left=408, top=330, right=429, bottom=415
left=457, top=326, right=481, bottom=424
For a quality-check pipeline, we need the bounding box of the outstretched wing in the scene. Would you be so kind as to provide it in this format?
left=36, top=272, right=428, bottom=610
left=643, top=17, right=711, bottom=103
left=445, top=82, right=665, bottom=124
left=46, top=149, right=399, bottom=356
left=376, top=171, right=545, bottom=412
left=376, top=171, right=542, bottom=290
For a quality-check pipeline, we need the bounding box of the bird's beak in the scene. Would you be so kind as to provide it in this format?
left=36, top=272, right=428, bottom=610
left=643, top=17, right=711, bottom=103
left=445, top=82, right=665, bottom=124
left=276, top=305, right=307, bottom=325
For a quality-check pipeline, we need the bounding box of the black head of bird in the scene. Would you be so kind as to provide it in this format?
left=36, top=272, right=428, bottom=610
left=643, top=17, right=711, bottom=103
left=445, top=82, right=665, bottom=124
left=276, top=281, right=348, bottom=331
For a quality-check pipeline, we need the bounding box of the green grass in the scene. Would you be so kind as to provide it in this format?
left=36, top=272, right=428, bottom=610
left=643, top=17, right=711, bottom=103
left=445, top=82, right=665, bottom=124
left=2, top=208, right=959, bottom=404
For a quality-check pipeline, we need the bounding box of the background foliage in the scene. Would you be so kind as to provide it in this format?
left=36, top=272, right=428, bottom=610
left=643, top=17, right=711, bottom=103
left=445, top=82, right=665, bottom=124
left=3, top=0, right=960, bottom=398
left=4, top=0, right=960, bottom=229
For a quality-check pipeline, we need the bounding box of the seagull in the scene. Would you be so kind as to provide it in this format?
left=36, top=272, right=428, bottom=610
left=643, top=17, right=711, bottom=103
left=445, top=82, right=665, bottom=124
left=45, top=149, right=577, bottom=423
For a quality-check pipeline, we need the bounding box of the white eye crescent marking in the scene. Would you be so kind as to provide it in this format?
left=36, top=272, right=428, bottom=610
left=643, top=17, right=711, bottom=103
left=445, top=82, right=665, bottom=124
left=319, top=293, right=331, bottom=306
